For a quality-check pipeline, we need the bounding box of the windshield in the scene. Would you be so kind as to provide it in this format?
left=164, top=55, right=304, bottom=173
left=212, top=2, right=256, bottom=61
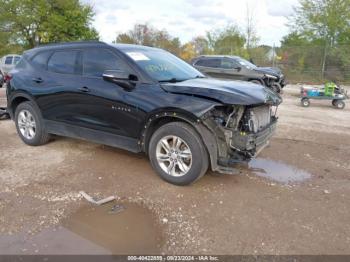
left=235, top=57, right=257, bottom=69
left=124, top=49, right=204, bottom=82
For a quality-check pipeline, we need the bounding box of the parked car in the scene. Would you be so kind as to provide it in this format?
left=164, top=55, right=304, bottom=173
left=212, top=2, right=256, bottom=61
left=6, top=41, right=282, bottom=185
left=191, top=55, right=286, bottom=93
left=0, top=54, right=22, bottom=88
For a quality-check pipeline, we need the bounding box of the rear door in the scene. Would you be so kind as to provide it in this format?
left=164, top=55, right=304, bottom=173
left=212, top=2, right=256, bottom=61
left=194, top=58, right=222, bottom=78
left=35, top=49, right=84, bottom=126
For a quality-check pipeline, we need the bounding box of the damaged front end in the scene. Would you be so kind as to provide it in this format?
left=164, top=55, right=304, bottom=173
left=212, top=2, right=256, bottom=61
left=200, top=103, right=279, bottom=173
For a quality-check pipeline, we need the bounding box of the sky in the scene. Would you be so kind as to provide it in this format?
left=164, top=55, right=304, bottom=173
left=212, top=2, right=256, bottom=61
left=81, top=0, right=300, bottom=46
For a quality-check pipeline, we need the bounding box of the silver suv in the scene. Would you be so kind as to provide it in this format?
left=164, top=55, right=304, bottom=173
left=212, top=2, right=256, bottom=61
left=192, top=55, right=286, bottom=93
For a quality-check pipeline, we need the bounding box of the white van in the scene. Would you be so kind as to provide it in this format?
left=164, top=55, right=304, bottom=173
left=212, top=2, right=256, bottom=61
left=0, top=54, right=21, bottom=87
left=0, top=54, right=22, bottom=75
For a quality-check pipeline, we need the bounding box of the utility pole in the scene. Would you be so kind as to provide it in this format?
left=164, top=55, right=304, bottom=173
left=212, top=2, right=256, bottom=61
left=272, top=43, right=275, bottom=68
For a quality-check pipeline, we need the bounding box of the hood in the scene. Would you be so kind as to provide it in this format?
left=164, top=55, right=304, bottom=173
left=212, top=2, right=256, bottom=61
left=161, top=78, right=282, bottom=106
left=254, top=67, right=282, bottom=77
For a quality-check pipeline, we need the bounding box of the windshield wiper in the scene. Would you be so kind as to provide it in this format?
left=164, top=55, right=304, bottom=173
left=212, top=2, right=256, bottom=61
left=159, top=75, right=205, bottom=83
left=159, top=78, right=187, bottom=83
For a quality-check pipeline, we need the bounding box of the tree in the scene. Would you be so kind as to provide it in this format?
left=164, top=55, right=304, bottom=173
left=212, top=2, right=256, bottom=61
left=191, top=36, right=211, bottom=56
left=245, top=3, right=260, bottom=57
left=115, top=24, right=182, bottom=56
left=180, top=42, right=196, bottom=61
left=206, top=24, right=247, bottom=56
left=0, top=0, right=99, bottom=49
left=289, top=0, right=350, bottom=76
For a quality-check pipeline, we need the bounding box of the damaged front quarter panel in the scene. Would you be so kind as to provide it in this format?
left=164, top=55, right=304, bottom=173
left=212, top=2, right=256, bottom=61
left=161, top=78, right=282, bottom=174
left=197, top=102, right=280, bottom=174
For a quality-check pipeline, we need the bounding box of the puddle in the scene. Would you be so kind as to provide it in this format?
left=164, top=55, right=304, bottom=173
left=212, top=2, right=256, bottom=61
left=242, top=158, right=312, bottom=184
left=0, top=202, right=163, bottom=255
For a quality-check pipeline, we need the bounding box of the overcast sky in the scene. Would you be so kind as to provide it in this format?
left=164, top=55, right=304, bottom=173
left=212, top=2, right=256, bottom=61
left=81, top=0, right=299, bottom=46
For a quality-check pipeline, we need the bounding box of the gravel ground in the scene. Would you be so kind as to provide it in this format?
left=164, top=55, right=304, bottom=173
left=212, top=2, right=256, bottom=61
left=0, top=84, right=350, bottom=255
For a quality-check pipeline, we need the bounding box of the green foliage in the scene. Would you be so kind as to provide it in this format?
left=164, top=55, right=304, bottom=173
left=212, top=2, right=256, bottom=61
left=115, top=24, right=181, bottom=56
left=206, top=24, right=247, bottom=56
left=0, top=0, right=99, bottom=49
left=190, top=36, right=211, bottom=56
left=282, top=0, right=350, bottom=83
left=291, top=0, right=350, bottom=46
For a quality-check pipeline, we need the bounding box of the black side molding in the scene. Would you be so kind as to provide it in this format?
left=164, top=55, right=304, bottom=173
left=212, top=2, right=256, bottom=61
left=45, top=120, right=141, bottom=153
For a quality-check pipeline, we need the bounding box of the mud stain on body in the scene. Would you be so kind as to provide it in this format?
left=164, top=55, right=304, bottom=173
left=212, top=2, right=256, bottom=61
left=243, top=158, right=312, bottom=184
left=0, top=202, right=163, bottom=255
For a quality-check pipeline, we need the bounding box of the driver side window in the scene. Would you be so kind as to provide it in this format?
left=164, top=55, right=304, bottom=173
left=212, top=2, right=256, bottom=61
left=83, top=49, right=122, bottom=77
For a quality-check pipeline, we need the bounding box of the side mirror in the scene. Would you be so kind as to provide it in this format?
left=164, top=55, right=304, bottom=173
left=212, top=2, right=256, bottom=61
left=102, top=70, right=137, bottom=91
left=234, top=66, right=242, bottom=72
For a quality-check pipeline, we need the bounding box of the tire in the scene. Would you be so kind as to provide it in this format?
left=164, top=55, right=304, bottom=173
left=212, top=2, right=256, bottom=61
left=148, top=122, right=209, bottom=186
left=15, top=101, right=50, bottom=146
left=301, top=98, right=310, bottom=107
left=334, top=100, right=345, bottom=109
left=332, top=99, right=337, bottom=106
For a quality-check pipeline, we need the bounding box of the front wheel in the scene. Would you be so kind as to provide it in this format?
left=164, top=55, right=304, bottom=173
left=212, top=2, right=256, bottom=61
left=301, top=98, right=310, bottom=107
left=148, top=122, right=209, bottom=186
left=334, top=100, right=345, bottom=109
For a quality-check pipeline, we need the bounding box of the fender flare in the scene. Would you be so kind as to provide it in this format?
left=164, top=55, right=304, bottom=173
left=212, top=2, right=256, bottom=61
left=7, top=91, right=38, bottom=118
left=140, top=110, right=218, bottom=171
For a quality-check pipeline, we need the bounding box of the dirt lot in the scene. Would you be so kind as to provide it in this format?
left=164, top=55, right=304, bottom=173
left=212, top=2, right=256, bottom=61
left=0, top=85, right=350, bottom=255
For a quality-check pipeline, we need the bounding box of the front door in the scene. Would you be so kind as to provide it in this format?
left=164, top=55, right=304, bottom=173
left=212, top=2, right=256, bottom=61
left=75, top=48, right=141, bottom=138
left=219, top=58, right=244, bottom=80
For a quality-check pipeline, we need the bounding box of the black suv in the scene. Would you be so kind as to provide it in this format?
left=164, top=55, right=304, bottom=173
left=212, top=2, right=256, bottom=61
left=7, top=41, right=281, bottom=185
left=192, top=55, right=286, bottom=93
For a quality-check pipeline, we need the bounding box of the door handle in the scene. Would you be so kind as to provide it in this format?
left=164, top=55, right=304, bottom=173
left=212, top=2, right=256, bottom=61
left=77, top=86, right=90, bottom=93
left=32, top=77, right=43, bottom=83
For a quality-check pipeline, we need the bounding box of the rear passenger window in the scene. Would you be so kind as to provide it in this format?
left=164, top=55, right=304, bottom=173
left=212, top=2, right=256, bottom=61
left=196, top=58, right=221, bottom=68
left=5, top=56, right=13, bottom=65
left=83, top=49, right=120, bottom=77
left=194, top=59, right=207, bottom=66
left=32, top=52, right=52, bottom=70
left=48, top=51, right=79, bottom=74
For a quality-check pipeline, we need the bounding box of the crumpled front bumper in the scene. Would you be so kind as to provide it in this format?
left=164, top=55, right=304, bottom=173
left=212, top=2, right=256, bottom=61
left=230, top=119, right=277, bottom=155
left=198, top=114, right=278, bottom=174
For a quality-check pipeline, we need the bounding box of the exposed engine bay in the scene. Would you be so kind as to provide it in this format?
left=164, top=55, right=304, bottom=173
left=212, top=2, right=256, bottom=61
left=202, top=104, right=278, bottom=169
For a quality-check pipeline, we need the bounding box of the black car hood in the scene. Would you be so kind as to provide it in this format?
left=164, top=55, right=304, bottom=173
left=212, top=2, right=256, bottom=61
left=254, top=67, right=282, bottom=77
left=161, top=78, right=282, bottom=106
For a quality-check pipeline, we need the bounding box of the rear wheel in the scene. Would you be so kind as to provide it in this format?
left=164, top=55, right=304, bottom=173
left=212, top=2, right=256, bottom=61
left=148, top=122, right=209, bottom=186
left=15, top=102, right=50, bottom=146
left=301, top=98, right=310, bottom=107
left=334, top=100, right=345, bottom=109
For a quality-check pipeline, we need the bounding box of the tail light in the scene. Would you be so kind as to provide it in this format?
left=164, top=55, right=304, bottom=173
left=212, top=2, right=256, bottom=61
left=4, top=74, right=12, bottom=82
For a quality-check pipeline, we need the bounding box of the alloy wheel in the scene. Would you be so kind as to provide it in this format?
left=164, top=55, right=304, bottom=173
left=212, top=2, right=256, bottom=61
left=17, top=110, right=36, bottom=140
left=156, top=135, right=192, bottom=177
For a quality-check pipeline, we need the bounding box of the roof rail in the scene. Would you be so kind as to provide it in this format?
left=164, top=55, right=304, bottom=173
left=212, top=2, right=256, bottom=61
left=36, top=40, right=107, bottom=48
